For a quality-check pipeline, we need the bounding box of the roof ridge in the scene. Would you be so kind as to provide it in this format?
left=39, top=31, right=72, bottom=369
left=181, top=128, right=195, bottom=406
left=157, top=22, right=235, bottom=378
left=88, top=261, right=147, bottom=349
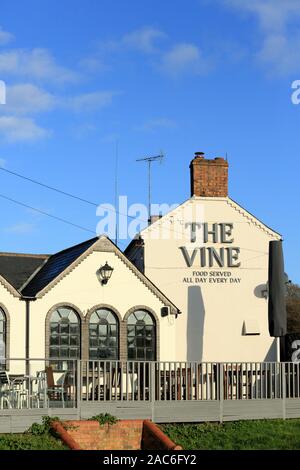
left=21, top=235, right=180, bottom=313
left=226, top=198, right=282, bottom=238
left=45, top=236, right=99, bottom=260
left=21, top=236, right=100, bottom=297
left=0, top=274, right=20, bottom=298
left=0, top=252, right=50, bottom=258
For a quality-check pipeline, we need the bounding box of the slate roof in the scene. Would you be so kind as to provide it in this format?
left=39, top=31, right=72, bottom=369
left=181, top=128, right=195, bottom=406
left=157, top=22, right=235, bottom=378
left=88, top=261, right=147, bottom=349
left=21, top=237, right=98, bottom=298
left=0, top=253, right=49, bottom=290
left=0, top=236, right=180, bottom=314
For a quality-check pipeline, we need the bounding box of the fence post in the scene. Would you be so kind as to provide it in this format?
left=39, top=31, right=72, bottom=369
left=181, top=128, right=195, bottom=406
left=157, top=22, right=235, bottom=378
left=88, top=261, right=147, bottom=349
left=27, top=360, right=31, bottom=409
left=150, top=362, right=156, bottom=422
left=76, top=360, right=81, bottom=418
left=282, top=362, right=286, bottom=420
left=219, top=363, right=224, bottom=423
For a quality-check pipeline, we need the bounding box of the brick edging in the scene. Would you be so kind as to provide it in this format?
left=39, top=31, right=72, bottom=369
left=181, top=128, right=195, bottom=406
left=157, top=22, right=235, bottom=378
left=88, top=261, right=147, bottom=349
left=143, top=420, right=183, bottom=450
left=52, top=419, right=182, bottom=451
left=51, top=421, right=82, bottom=450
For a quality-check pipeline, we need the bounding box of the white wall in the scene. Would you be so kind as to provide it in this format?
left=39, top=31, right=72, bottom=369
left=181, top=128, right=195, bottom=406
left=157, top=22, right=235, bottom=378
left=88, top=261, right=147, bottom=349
left=0, top=282, right=25, bottom=373
left=28, top=249, right=177, bottom=361
left=139, top=197, right=280, bottom=362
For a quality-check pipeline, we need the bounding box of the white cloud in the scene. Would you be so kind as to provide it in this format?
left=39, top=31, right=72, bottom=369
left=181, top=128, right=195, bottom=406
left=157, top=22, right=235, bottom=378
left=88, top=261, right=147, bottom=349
left=136, top=117, right=176, bottom=132
left=99, top=26, right=166, bottom=55
left=79, top=56, right=108, bottom=73
left=161, top=43, right=209, bottom=76
left=4, top=223, right=35, bottom=234
left=224, top=0, right=300, bottom=75
left=0, top=27, right=14, bottom=45
left=122, top=27, right=166, bottom=53
left=258, top=33, right=300, bottom=77
left=0, top=158, right=6, bottom=167
left=0, top=116, right=50, bottom=142
left=81, top=27, right=166, bottom=78
left=0, top=35, right=119, bottom=140
left=4, top=83, right=56, bottom=115
left=90, top=27, right=213, bottom=78
left=0, top=48, right=78, bottom=83
left=225, top=0, right=300, bottom=32
left=64, top=90, right=118, bottom=112
left=1, top=83, right=118, bottom=116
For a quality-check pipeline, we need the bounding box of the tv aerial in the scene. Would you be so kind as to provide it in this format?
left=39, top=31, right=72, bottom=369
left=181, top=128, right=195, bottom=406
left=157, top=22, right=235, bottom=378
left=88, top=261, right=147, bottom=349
left=136, top=152, right=164, bottom=224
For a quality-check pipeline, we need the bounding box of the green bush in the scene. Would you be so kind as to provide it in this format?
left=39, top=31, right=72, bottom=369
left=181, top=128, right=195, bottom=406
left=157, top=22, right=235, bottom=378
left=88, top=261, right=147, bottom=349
left=89, top=413, right=118, bottom=426
left=26, top=415, right=60, bottom=435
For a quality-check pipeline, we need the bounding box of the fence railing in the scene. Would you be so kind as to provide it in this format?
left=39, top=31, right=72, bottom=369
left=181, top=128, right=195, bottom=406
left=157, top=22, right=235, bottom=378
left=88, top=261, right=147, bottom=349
left=1, top=359, right=300, bottom=409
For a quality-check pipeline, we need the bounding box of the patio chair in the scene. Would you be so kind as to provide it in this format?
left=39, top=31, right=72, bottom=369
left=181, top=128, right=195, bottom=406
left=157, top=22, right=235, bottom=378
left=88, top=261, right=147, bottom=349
left=45, top=366, right=67, bottom=407
left=0, top=371, right=13, bottom=408
left=0, top=371, right=27, bottom=408
left=25, top=370, right=48, bottom=408
left=1, top=371, right=49, bottom=409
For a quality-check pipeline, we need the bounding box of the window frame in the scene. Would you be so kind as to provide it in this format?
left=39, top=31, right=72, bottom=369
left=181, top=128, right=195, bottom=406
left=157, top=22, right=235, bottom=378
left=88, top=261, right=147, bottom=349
left=127, top=309, right=156, bottom=361
left=49, top=306, right=81, bottom=362
left=0, top=307, right=6, bottom=370
left=88, top=308, right=119, bottom=360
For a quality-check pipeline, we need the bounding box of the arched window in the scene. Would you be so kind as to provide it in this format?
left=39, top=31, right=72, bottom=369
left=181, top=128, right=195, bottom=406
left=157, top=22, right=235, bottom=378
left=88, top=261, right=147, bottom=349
left=49, top=307, right=80, bottom=359
left=89, top=309, right=119, bottom=359
left=0, top=308, right=6, bottom=369
left=127, top=310, right=156, bottom=361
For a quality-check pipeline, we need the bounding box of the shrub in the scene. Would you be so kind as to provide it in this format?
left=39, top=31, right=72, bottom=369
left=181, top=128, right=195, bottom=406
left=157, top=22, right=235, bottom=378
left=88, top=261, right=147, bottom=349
left=88, top=413, right=118, bottom=426
left=26, top=416, right=60, bottom=435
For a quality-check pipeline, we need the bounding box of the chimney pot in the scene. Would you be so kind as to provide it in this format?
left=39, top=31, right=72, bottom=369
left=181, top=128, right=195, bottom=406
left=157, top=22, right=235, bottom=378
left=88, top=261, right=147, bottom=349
left=194, top=151, right=205, bottom=158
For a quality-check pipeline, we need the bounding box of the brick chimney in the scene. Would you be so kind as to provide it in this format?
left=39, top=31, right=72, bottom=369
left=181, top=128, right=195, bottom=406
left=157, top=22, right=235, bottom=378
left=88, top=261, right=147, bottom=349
left=190, top=151, right=228, bottom=197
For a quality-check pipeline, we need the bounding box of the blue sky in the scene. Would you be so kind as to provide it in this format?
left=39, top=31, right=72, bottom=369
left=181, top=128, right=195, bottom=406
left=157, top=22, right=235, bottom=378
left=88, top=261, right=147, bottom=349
left=0, top=0, right=300, bottom=283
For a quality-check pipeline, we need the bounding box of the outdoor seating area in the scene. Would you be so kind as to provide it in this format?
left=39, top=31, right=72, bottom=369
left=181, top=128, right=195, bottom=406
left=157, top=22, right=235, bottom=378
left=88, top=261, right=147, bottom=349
left=0, top=365, right=72, bottom=409
left=83, top=361, right=300, bottom=402
left=1, top=359, right=300, bottom=410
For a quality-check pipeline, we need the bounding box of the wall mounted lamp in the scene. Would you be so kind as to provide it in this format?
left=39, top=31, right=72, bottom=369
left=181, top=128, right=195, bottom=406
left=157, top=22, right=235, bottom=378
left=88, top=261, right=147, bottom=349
left=97, top=262, right=114, bottom=285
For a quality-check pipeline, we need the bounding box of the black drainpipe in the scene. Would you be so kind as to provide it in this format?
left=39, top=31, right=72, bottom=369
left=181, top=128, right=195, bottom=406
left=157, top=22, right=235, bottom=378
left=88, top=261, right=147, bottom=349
left=22, top=297, right=34, bottom=375
left=25, top=299, right=30, bottom=375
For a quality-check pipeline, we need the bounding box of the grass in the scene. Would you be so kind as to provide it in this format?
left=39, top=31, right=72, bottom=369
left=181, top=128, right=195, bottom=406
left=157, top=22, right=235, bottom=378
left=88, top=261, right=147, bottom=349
left=161, top=419, right=300, bottom=450
left=0, top=433, right=68, bottom=450
left=0, top=416, right=68, bottom=450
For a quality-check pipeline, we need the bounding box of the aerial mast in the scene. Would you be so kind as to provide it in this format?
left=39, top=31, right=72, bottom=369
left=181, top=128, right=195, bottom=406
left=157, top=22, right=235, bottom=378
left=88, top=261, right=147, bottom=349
left=136, top=153, right=164, bottom=224
left=114, top=140, right=119, bottom=245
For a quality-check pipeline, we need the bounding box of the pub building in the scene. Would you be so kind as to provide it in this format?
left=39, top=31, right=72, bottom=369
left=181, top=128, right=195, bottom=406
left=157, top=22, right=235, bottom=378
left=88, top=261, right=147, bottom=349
left=0, top=152, right=284, bottom=372
left=125, top=152, right=283, bottom=363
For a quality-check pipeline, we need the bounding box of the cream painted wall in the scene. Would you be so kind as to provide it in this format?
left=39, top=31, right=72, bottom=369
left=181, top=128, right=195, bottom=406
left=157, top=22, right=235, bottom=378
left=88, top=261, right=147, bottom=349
left=139, top=197, right=281, bottom=362
left=28, top=249, right=177, bottom=362
left=0, top=282, right=25, bottom=373
left=1, top=192, right=282, bottom=372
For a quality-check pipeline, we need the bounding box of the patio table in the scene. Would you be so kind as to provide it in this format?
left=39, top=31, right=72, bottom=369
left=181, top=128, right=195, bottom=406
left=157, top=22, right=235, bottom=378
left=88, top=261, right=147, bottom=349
left=9, top=374, right=46, bottom=408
